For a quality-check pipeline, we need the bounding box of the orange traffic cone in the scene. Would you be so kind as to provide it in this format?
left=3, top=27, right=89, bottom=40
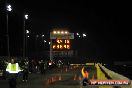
left=59, top=75, right=61, bottom=80
left=70, top=66, right=72, bottom=70
left=48, top=78, right=51, bottom=84
left=92, top=74, right=95, bottom=80
left=52, top=77, right=54, bottom=83
left=74, top=74, right=77, bottom=80
left=65, top=67, right=68, bottom=72
left=47, top=79, right=49, bottom=84
left=78, top=75, right=82, bottom=81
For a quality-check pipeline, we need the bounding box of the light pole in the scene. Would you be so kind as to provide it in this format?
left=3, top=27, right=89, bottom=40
left=23, top=14, right=28, bottom=58
left=6, top=4, right=12, bottom=56
left=26, top=30, right=29, bottom=57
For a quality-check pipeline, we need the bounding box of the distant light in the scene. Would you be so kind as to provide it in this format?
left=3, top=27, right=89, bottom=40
left=61, top=31, right=64, bottom=34
left=76, top=33, right=79, bottom=35
left=49, top=62, right=52, bottom=65
left=49, top=42, right=51, bottom=45
left=83, top=33, right=86, bottom=37
left=26, top=30, right=29, bottom=34
left=57, top=31, right=60, bottom=34
left=7, top=5, right=12, bottom=11
left=44, top=40, right=46, bottom=43
left=25, top=14, right=28, bottom=19
left=42, top=34, right=44, bottom=37
left=65, top=31, right=68, bottom=34
left=79, top=35, right=81, bottom=38
left=27, top=35, right=29, bottom=38
left=53, top=31, right=57, bottom=34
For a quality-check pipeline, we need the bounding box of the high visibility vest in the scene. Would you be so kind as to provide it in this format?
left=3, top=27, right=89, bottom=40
left=6, top=63, right=21, bottom=73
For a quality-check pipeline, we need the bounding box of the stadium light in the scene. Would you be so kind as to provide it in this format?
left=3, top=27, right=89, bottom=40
left=42, top=34, right=44, bottom=37
left=76, top=33, right=79, bottom=35
left=24, top=14, right=28, bottom=19
left=6, top=4, right=12, bottom=11
left=44, top=40, right=46, bottom=43
left=83, top=33, right=86, bottom=37
left=53, top=31, right=57, bottom=34
left=26, top=30, right=29, bottom=34
left=57, top=31, right=60, bottom=34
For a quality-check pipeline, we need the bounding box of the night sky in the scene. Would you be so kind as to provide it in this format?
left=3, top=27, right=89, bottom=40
left=0, top=1, right=131, bottom=61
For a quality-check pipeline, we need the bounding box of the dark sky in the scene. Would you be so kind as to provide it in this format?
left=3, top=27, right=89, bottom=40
left=0, top=0, right=131, bottom=61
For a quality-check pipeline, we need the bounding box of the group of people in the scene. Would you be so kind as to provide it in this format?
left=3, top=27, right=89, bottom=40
left=3, top=58, right=71, bottom=88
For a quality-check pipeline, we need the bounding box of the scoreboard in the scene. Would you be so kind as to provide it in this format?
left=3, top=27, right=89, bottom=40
left=50, top=31, right=74, bottom=58
left=52, top=39, right=71, bottom=50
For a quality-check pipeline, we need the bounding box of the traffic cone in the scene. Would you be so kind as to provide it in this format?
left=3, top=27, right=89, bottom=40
left=70, top=66, right=72, bottom=70
left=74, top=74, right=77, bottom=80
left=59, top=75, right=61, bottom=80
left=54, top=76, right=56, bottom=82
left=52, top=77, right=54, bottom=83
left=48, top=78, right=50, bottom=84
left=50, top=78, right=52, bottom=83
left=66, top=67, right=68, bottom=72
left=78, top=75, right=82, bottom=81
left=92, top=74, right=95, bottom=80
left=45, top=79, right=48, bottom=85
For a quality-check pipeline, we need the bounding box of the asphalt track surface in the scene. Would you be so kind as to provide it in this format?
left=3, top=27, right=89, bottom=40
left=0, top=65, right=99, bottom=88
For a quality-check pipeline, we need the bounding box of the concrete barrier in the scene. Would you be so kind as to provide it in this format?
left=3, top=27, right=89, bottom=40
left=99, top=64, right=132, bottom=88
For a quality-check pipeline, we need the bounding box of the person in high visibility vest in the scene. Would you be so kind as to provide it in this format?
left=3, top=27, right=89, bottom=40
left=6, top=58, right=22, bottom=88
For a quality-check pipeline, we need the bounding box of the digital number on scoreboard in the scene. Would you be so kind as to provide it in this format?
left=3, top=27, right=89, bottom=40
left=52, top=39, right=71, bottom=50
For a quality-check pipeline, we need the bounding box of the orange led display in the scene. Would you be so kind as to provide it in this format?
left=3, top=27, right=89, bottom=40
left=52, top=39, right=71, bottom=50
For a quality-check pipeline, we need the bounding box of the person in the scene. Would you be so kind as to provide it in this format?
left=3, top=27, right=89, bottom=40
left=6, top=58, right=22, bottom=88
left=40, top=60, right=45, bottom=74
left=22, top=61, right=29, bottom=82
left=80, top=67, right=91, bottom=86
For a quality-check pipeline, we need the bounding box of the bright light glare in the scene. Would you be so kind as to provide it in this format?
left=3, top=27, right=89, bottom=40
left=53, top=31, right=57, bottom=34
left=42, top=35, right=44, bottom=37
left=44, top=40, right=46, bottom=43
left=76, top=33, right=79, bottom=35
left=49, top=62, right=52, bottom=65
left=25, top=14, right=28, bottom=19
left=65, top=31, right=68, bottom=34
left=83, top=33, right=86, bottom=37
left=26, top=30, right=29, bottom=34
left=57, top=31, right=60, bottom=34
left=49, top=42, right=51, bottom=45
left=27, top=35, right=29, bottom=38
left=7, top=5, right=12, bottom=11
left=79, top=35, right=81, bottom=38
left=61, top=31, right=64, bottom=34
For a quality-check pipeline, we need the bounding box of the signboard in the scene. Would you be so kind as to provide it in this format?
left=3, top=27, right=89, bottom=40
left=50, top=33, right=74, bottom=39
left=53, top=50, right=74, bottom=57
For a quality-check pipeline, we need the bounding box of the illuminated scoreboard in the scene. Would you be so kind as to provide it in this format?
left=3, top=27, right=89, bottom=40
left=52, top=39, right=71, bottom=50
